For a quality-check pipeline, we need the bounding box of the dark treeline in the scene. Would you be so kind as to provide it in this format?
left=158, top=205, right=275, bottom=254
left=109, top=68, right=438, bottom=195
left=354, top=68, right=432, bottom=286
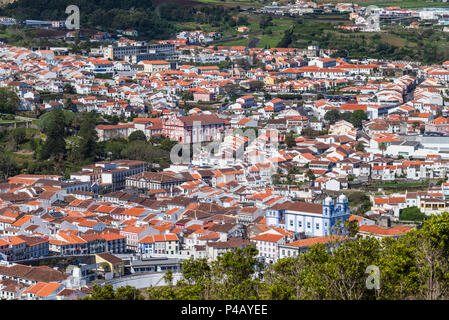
left=0, top=0, right=236, bottom=40
left=158, top=3, right=234, bottom=27
left=85, top=213, right=449, bottom=300
left=0, top=109, right=175, bottom=179
left=0, top=0, right=172, bottom=40
left=142, top=213, right=449, bottom=300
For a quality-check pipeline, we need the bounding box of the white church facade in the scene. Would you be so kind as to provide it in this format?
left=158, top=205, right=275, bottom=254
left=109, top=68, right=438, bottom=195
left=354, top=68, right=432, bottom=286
left=265, top=195, right=350, bottom=237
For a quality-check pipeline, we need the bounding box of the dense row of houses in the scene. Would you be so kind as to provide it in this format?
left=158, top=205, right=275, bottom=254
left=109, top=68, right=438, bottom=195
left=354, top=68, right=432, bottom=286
left=0, top=6, right=448, bottom=298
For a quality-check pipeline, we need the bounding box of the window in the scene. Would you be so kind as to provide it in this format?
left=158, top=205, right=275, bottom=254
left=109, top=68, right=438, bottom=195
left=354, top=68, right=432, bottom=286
left=316, top=224, right=319, bottom=230
left=298, top=221, right=302, bottom=227
left=307, top=222, right=311, bottom=228
left=290, top=220, right=293, bottom=226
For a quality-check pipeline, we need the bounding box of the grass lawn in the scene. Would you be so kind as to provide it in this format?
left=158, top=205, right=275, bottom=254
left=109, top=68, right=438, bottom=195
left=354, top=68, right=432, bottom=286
left=257, top=35, right=282, bottom=48
left=11, top=152, right=35, bottom=167
left=243, top=16, right=295, bottom=47
left=371, top=181, right=431, bottom=189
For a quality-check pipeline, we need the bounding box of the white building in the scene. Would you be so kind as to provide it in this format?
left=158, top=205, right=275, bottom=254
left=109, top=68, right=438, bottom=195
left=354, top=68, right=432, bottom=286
left=266, top=195, right=350, bottom=237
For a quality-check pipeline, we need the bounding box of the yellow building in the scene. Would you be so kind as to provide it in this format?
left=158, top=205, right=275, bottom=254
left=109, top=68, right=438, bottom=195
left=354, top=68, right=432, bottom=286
left=264, top=76, right=282, bottom=85
left=95, top=252, right=124, bottom=278
left=418, top=197, right=449, bottom=215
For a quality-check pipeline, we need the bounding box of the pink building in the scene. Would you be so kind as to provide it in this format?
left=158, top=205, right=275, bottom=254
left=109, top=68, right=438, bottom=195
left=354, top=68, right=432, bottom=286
left=163, top=114, right=230, bottom=144
left=192, top=88, right=215, bottom=102
left=425, top=116, right=449, bottom=134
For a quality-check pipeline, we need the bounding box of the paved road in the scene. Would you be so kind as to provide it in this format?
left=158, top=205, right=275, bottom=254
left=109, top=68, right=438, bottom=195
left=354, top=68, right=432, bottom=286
left=212, top=35, right=245, bottom=44
left=0, top=113, right=36, bottom=122
left=15, top=115, right=36, bottom=122
left=105, top=272, right=183, bottom=290
left=248, top=37, right=261, bottom=48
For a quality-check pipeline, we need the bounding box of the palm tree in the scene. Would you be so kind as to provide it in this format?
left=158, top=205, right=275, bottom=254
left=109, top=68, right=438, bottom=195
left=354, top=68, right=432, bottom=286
left=379, top=142, right=387, bottom=156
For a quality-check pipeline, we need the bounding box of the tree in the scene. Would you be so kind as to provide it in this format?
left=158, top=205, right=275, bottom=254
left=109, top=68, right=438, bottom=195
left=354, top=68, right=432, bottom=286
left=399, top=206, right=427, bottom=222
left=320, top=237, right=381, bottom=300
left=128, top=130, right=146, bottom=142
left=271, top=173, right=281, bottom=185
left=306, top=169, right=315, bottom=181
left=164, top=269, right=174, bottom=286
left=114, top=286, right=144, bottom=300
left=9, top=128, right=27, bottom=151
left=419, top=211, right=449, bottom=255
left=410, top=213, right=449, bottom=299
left=350, top=110, right=368, bottom=128
left=40, top=109, right=66, bottom=160
left=147, top=247, right=262, bottom=300
left=379, top=142, right=387, bottom=156
left=340, top=112, right=352, bottom=122
left=259, top=16, right=273, bottom=29
left=248, top=80, right=265, bottom=92
left=181, top=90, right=193, bottom=101
left=37, top=109, right=75, bottom=134
left=0, top=147, right=19, bottom=180
left=209, top=246, right=263, bottom=300
left=181, top=258, right=211, bottom=285
left=285, top=132, right=296, bottom=148
left=324, top=109, right=340, bottom=124
left=64, top=84, right=75, bottom=94
left=74, top=112, right=98, bottom=163
left=64, top=98, right=77, bottom=111
left=0, top=87, right=20, bottom=114
left=221, top=83, right=240, bottom=100
left=301, top=127, right=317, bottom=138
left=121, top=140, right=168, bottom=164
left=159, top=138, right=177, bottom=152
left=83, top=284, right=144, bottom=300
left=236, top=58, right=251, bottom=70
left=143, top=211, right=449, bottom=301
left=264, top=237, right=381, bottom=300
left=345, top=219, right=359, bottom=237
left=262, top=257, right=300, bottom=300
left=97, top=137, right=124, bottom=158
left=355, top=141, right=365, bottom=152
left=237, top=16, right=248, bottom=26
left=277, top=28, right=293, bottom=48
left=377, top=235, right=422, bottom=299
left=83, top=284, right=115, bottom=300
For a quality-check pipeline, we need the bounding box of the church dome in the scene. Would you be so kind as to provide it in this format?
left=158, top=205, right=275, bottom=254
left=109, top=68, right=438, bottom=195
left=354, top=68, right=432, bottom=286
left=338, top=194, right=348, bottom=203
left=324, top=196, right=334, bottom=206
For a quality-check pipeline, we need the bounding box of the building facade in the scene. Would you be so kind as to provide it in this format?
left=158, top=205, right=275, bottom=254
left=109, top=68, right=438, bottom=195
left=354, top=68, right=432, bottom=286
left=162, top=114, right=230, bottom=144
left=266, top=195, right=350, bottom=237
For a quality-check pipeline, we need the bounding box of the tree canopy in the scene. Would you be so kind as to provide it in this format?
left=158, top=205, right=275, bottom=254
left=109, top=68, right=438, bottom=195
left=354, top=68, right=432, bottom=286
left=39, top=109, right=67, bottom=160
left=128, top=130, right=147, bottom=143
left=324, top=109, right=352, bottom=125
left=0, top=87, right=20, bottom=114
left=73, top=112, right=98, bottom=164
left=350, top=110, right=368, bottom=128
left=82, top=284, right=144, bottom=300
left=142, top=212, right=449, bottom=300
left=400, top=206, right=427, bottom=222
